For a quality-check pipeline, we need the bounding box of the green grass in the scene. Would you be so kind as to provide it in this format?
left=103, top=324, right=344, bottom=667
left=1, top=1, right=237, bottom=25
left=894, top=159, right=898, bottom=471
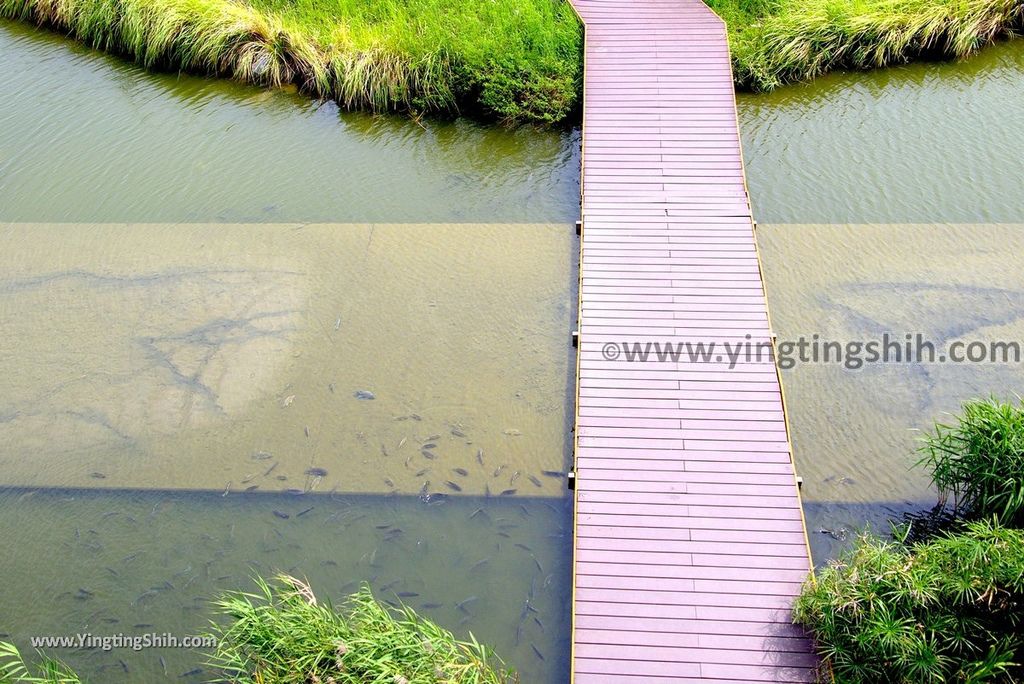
left=710, top=0, right=1024, bottom=90
left=0, top=642, right=81, bottom=684
left=207, top=574, right=518, bottom=684
left=3, top=0, right=1022, bottom=120
left=794, top=520, right=1024, bottom=683
left=918, top=397, right=1024, bottom=526
left=0, top=0, right=582, bottom=122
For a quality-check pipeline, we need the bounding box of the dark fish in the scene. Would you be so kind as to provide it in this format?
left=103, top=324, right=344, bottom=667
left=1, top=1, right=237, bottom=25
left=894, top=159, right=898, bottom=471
left=456, top=596, right=479, bottom=613
left=105, top=567, right=119, bottom=577
left=469, top=558, right=489, bottom=571
left=541, top=470, right=564, bottom=479
left=515, top=543, right=532, bottom=552
left=89, top=472, right=106, bottom=479
left=415, top=468, right=429, bottom=477
left=421, top=449, right=436, bottom=460
left=354, top=390, right=376, bottom=400
left=276, top=475, right=288, bottom=481
left=453, top=468, right=469, bottom=477
left=469, top=507, right=489, bottom=521
left=296, top=506, right=315, bottom=517
left=422, top=443, right=437, bottom=450
left=531, top=644, right=545, bottom=661
left=384, top=477, right=394, bottom=488
left=118, top=659, right=129, bottom=672
left=445, top=481, right=462, bottom=492
left=421, top=602, right=443, bottom=609
left=272, top=510, right=290, bottom=519
left=264, top=461, right=278, bottom=476
left=476, top=449, right=484, bottom=465
left=426, top=434, right=440, bottom=441
left=304, top=426, right=310, bottom=438
left=245, top=485, right=259, bottom=492
left=397, top=591, right=420, bottom=598
left=528, top=475, right=542, bottom=488
left=321, top=560, right=338, bottom=567
left=305, top=467, right=328, bottom=477
left=499, top=489, right=517, bottom=496
left=451, top=428, right=466, bottom=437
left=533, top=616, right=544, bottom=630
left=180, top=668, right=202, bottom=678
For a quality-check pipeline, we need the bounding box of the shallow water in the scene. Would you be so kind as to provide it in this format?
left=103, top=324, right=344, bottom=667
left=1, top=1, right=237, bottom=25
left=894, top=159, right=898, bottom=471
left=0, top=223, right=575, bottom=497
left=742, top=39, right=1024, bottom=561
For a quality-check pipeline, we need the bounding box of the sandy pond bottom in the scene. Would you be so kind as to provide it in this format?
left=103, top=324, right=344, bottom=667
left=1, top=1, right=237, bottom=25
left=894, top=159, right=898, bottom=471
left=0, top=221, right=576, bottom=682
left=759, top=224, right=1024, bottom=561
left=0, top=223, right=576, bottom=497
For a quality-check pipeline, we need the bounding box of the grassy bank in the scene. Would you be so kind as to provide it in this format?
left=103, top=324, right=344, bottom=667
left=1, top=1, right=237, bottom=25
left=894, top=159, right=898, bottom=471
left=1, top=0, right=1021, bottom=119
left=711, top=0, right=1024, bottom=90
left=0, top=0, right=582, bottom=123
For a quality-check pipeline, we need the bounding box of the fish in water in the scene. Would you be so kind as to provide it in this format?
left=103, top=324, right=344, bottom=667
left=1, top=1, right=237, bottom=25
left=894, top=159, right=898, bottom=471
left=445, top=481, right=462, bottom=492
left=305, top=467, right=328, bottom=477
left=453, top=468, right=469, bottom=477
left=397, top=591, right=420, bottom=598
left=469, top=558, right=489, bottom=571
left=421, top=449, right=436, bottom=460
left=354, top=390, right=376, bottom=400
left=89, top=472, right=106, bottom=479
left=245, top=485, right=259, bottom=492
left=456, top=596, right=478, bottom=613
left=180, top=668, right=202, bottom=678
left=528, top=475, right=542, bottom=488
left=264, top=462, right=278, bottom=476
left=493, top=465, right=506, bottom=478
left=422, top=443, right=437, bottom=450
left=531, top=644, right=545, bottom=661
left=296, top=506, right=315, bottom=517
left=451, top=427, right=466, bottom=438
left=541, top=470, right=564, bottom=479
left=421, top=602, right=443, bottom=609
left=499, top=489, right=517, bottom=497
left=476, top=449, right=484, bottom=465
left=272, top=510, right=290, bottom=520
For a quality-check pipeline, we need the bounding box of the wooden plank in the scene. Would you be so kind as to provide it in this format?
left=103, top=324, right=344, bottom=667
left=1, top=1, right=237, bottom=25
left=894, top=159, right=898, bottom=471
left=570, top=0, right=814, bottom=680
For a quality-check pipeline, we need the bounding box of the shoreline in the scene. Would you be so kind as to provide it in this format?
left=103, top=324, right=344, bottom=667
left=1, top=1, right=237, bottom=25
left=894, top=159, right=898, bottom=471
left=2, top=0, right=1021, bottom=122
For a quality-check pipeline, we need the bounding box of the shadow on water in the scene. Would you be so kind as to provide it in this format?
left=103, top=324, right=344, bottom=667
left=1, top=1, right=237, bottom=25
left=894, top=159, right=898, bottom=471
left=0, top=486, right=573, bottom=683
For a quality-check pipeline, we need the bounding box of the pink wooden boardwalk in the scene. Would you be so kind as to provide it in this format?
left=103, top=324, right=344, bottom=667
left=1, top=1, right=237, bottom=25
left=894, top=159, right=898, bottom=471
left=568, top=0, right=817, bottom=681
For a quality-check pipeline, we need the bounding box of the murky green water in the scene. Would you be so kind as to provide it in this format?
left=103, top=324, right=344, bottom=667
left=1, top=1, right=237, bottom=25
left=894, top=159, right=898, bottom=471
left=742, top=39, right=1024, bottom=561
left=740, top=39, right=1024, bottom=223
left=0, top=21, right=581, bottom=224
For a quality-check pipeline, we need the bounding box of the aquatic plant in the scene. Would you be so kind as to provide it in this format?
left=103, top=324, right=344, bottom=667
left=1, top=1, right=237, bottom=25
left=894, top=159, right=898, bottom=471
left=207, top=574, right=518, bottom=683
left=0, top=642, right=82, bottom=684
left=0, top=0, right=582, bottom=123
left=918, top=397, right=1024, bottom=526
left=794, top=520, right=1024, bottom=683
left=711, top=0, right=1024, bottom=90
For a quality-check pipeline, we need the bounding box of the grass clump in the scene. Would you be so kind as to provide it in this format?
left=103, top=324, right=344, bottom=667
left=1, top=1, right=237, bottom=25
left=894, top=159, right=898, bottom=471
left=207, top=574, right=517, bottom=684
left=708, top=0, right=1024, bottom=90
left=794, top=520, right=1024, bottom=683
left=918, top=398, right=1024, bottom=526
left=0, top=642, right=81, bottom=684
left=0, top=0, right=581, bottom=123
